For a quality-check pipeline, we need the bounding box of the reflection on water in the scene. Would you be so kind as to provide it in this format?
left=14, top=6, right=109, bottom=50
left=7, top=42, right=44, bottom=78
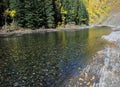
left=0, top=27, right=111, bottom=87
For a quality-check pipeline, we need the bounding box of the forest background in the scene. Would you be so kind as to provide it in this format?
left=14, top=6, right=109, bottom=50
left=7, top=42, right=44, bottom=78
left=0, top=0, right=120, bottom=29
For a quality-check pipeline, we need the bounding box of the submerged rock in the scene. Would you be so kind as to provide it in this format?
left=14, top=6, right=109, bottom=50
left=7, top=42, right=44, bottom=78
left=102, top=31, right=120, bottom=42
left=14, top=82, right=21, bottom=87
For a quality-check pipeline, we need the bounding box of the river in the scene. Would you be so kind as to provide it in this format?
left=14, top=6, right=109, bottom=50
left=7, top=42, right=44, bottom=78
left=0, top=26, right=111, bottom=87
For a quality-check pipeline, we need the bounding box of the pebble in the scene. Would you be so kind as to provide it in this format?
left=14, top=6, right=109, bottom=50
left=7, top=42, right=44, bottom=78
left=14, top=82, right=20, bottom=87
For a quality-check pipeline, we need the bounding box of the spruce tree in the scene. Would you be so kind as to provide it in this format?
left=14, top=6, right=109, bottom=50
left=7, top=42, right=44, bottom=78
left=0, top=0, right=5, bottom=27
left=60, top=0, right=89, bottom=25
left=44, top=0, right=55, bottom=28
left=0, top=0, right=11, bottom=27
left=52, top=0, right=62, bottom=27
left=75, top=0, right=89, bottom=25
left=15, top=0, right=26, bottom=27
left=33, top=0, right=44, bottom=28
left=8, top=0, right=89, bottom=29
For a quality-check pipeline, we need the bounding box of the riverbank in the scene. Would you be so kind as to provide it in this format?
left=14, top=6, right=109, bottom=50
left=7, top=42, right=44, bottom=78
left=0, top=25, right=94, bottom=38
left=0, top=24, right=111, bottom=38
left=88, top=29, right=120, bottom=87
left=98, top=31, right=120, bottom=87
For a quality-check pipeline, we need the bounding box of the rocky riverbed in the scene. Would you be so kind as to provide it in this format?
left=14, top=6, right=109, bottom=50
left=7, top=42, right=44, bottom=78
left=98, top=30, right=120, bottom=87
left=1, top=25, right=119, bottom=87
left=60, top=28, right=120, bottom=87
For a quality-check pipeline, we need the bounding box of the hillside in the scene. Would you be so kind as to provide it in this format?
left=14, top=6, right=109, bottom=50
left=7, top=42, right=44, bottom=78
left=104, top=1, right=120, bottom=27
left=84, top=0, right=120, bottom=25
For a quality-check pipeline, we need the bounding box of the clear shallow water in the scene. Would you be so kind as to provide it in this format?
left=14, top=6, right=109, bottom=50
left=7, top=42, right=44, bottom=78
left=0, top=27, right=111, bottom=87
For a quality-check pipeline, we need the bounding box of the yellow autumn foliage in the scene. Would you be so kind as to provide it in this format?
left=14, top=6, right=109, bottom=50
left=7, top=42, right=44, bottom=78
left=84, top=0, right=117, bottom=23
left=9, top=10, right=16, bottom=18
left=3, top=9, right=16, bottom=18
left=4, top=9, right=10, bottom=16
left=61, top=6, right=67, bottom=14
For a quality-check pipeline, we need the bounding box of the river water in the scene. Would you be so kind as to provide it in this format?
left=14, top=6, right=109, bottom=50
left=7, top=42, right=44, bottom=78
left=0, top=26, right=111, bottom=87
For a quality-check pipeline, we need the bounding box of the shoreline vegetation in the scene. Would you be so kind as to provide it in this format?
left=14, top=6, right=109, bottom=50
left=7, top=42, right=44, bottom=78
left=1, top=0, right=119, bottom=38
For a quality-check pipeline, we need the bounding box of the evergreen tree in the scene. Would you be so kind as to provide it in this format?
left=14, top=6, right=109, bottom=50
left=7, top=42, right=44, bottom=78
left=61, top=0, right=89, bottom=25
left=14, top=0, right=56, bottom=28
left=62, top=0, right=76, bottom=23
left=10, top=0, right=17, bottom=9
left=44, top=0, right=55, bottom=28
left=15, top=0, right=26, bottom=27
left=7, top=0, right=89, bottom=29
left=0, top=0, right=11, bottom=28
left=52, top=0, right=62, bottom=27
left=33, top=0, right=44, bottom=28
left=24, top=0, right=35, bottom=28
left=78, top=0, right=89, bottom=25
left=0, top=0, right=5, bottom=27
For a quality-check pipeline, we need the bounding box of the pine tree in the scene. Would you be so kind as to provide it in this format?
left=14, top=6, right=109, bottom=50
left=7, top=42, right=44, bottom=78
left=14, top=0, right=56, bottom=28
left=9, top=0, right=17, bottom=9
left=44, top=0, right=55, bottom=28
left=0, top=0, right=5, bottom=27
left=15, top=0, right=26, bottom=27
left=8, top=0, right=89, bottom=29
left=24, top=0, right=34, bottom=28
left=0, top=0, right=11, bottom=27
left=73, top=0, right=89, bottom=25
left=33, top=0, right=44, bottom=28
left=60, top=0, right=89, bottom=25
left=52, top=0, right=62, bottom=27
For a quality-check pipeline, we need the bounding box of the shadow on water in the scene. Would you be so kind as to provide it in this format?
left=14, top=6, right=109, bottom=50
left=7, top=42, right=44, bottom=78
left=0, top=26, right=111, bottom=87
